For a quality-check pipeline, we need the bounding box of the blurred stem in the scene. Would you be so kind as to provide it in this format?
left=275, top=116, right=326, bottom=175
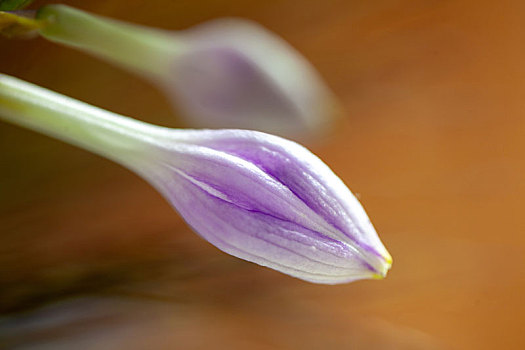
left=0, top=74, right=163, bottom=168
left=0, top=11, right=42, bottom=37
left=36, top=5, right=184, bottom=78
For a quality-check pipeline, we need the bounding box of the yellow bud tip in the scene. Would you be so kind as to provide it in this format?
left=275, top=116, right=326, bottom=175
left=370, top=252, right=393, bottom=280
left=371, top=273, right=385, bottom=280
left=384, top=252, right=393, bottom=266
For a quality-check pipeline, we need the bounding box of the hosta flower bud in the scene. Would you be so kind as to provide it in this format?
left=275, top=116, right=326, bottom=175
left=35, top=5, right=339, bottom=137
left=0, top=74, right=391, bottom=284
left=147, top=130, right=392, bottom=283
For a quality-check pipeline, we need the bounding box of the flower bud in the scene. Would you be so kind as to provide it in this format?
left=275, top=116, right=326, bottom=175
left=0, top=74, right=391, bottom=284
left=163, top=19, right=339, bottom=137
left=36, top=5, right=340, bottom=137
left=146, top=129, right=392, bottom=283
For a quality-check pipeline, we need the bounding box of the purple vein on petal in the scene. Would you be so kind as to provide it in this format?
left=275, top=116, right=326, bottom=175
left=192, top=137, right=378, bottom=252
left=166, top=162, right=377, bottom=275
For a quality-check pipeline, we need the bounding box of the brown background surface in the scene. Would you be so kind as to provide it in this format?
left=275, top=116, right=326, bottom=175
left=1, top=0, right=524, bottom=349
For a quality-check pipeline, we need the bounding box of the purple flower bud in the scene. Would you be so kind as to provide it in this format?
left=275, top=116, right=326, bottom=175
left=36, top=5, right=340, bottom=137
left=164, top=19, right=339, bottom=137
left=146, top=129, right=392, bottom=283
left=0, top=74, right=391, bottom=284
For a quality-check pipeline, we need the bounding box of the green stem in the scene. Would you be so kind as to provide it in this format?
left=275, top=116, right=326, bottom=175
left=0, top=11, right=42, bottom=38
left=0, top=74, right=162, bottom=168
left=36, top=5, right=185, bottom=78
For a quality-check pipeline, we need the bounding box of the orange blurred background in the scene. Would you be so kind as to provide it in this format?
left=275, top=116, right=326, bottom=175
left=1, top=0, right=524, bottom=349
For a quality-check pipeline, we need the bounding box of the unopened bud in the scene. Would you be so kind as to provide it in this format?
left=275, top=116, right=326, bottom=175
left=36, top=5, right=340, bottom=137
left=0, top=74, right=391, bottom=284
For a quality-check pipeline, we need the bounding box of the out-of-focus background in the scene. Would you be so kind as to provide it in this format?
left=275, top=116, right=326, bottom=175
left=1, top=0, right=524, bottom=349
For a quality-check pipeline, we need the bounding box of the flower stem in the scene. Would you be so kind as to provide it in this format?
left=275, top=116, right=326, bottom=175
left=0, top=10, right=42, bottom=37
left=0, top=74, right=162, bottom=168
left=36, top=5, right=184, bottom=78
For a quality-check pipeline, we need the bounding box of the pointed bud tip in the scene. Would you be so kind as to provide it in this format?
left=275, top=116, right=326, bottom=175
left=371, top=253, right=393, bottom=280
left=384, top=252, right=393, bottom=266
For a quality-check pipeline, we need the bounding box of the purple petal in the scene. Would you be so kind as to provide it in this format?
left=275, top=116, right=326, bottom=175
left=146, top=129, right=391, bottom=283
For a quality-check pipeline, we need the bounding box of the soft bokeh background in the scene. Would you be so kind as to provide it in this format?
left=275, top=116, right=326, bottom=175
left=1, top=0, right=524, bottom=349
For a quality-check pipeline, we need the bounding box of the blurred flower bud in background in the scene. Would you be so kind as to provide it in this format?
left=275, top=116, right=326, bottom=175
left=0, top=74, right=391, bottom=284
left=35, top=5, right=341, bottom=138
